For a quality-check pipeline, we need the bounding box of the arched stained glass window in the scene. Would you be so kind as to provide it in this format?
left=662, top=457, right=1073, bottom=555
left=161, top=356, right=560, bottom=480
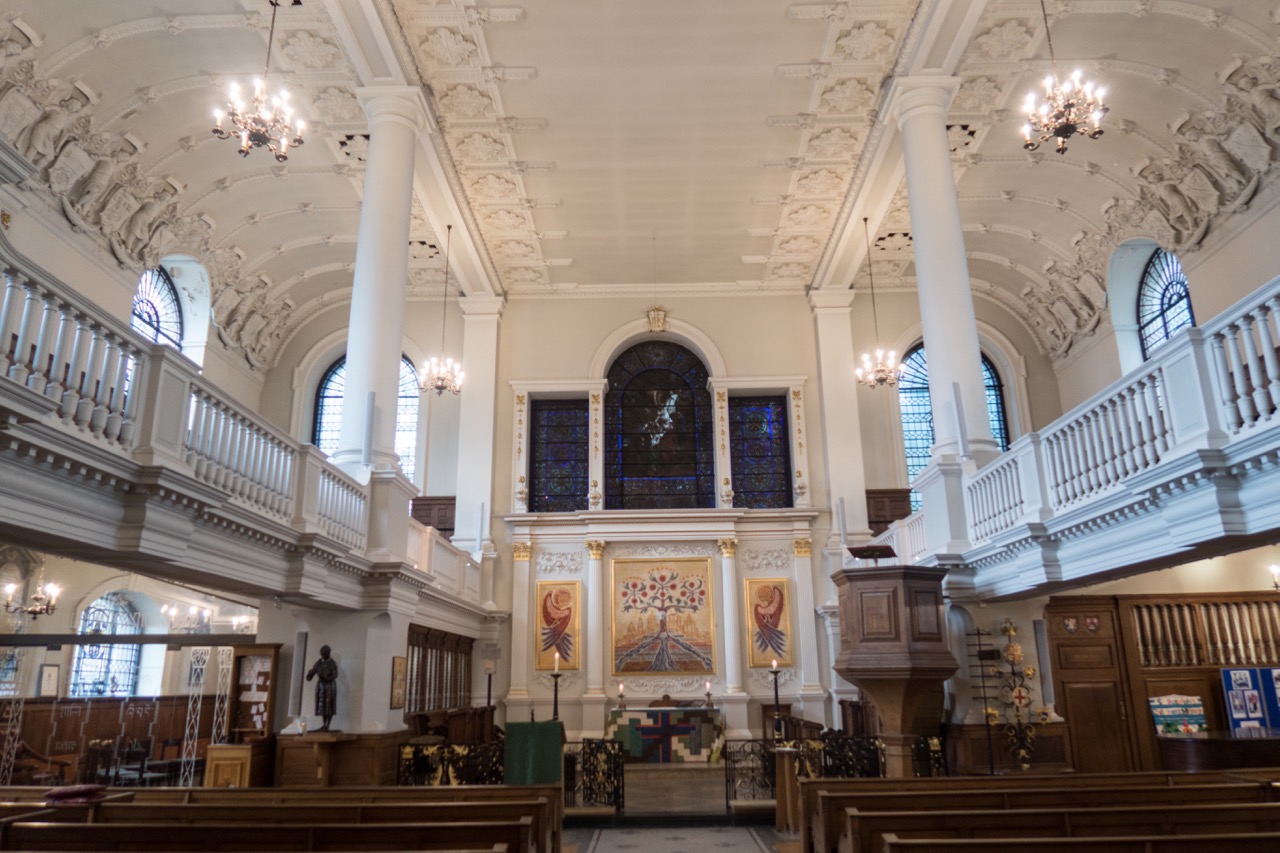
left=69, top=592, right=141, bottom=698
left=897, top=345, right=1010, bottom=511
left=131, top=268, right=183, bottom=350
left=312, top=356, right=421, bottom=480
left=1137, top=249, right=1195, bottom=359
left=604, top=341, right=715, bottom=509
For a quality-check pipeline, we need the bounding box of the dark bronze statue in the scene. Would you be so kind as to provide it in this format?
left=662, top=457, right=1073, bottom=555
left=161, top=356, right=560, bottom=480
left=305, top=645, right=338, bottom=731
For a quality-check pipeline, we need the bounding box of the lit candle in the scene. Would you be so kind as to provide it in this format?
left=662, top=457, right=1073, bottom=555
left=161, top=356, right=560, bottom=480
left=705, top=681, right=711, bottom=692
left=554, top=651, right=559, bottom=673
left=3, top=583, right=14, bottom=606
left=772, top=659, right=778, bottom=670
left=618, top=682, right=624, bottom=695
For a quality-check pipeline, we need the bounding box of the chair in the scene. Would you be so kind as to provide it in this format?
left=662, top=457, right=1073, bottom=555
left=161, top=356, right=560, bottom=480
left=113, top=738, right=166, bottom=787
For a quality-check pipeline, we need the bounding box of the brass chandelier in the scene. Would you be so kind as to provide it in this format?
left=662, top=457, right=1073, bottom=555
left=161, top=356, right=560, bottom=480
left=1020, top=0, right=1107, bottom=155
left=212, top=1, right=305, bottom=161
left=854, top=218, right=903, bottom=389
left=3, top=578, right=60, bottom=619
left=422, top=225, right=464, bottom=396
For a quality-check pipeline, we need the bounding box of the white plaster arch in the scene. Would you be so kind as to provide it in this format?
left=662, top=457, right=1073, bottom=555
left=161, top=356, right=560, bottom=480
left=290, top=331, right=432, bottom=490
left=69, top=577, right=167, bottom=697
left=1106, top=237, right=1162, bottom=374
left=152, top=253, right=211, bottom=367
left=588, top=318, right=728, bottom=380
left=887, top=319, right=1032, bottom=441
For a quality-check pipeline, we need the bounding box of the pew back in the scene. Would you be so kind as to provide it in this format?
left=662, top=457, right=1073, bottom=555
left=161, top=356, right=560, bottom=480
left=880, top=831, right=1280, bottom=853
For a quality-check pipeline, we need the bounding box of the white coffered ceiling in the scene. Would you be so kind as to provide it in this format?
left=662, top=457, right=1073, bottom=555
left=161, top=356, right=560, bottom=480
left=4, top=1, right=1279, bottom=367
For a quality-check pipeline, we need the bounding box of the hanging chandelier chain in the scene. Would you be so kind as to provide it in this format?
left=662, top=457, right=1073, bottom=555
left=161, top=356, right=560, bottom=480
left=439, top=224, right=452, bottom=351
left=1039, top=0, right=1059, bottom=78
left=422, top=224, right=464, bottom=395
left=855, top=217, right=902, bottom=389
left=863, top=217, right=881, bottom=344
left=264, top=1, right=281, bottom=80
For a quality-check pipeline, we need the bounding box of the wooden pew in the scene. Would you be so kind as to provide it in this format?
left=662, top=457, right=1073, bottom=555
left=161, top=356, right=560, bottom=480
left=1, top=817, right=534, bottom=852
left=126, top=784, right=563, bottom=853
left=880, top=832, right=1280, bottom=853
left=797, top=769, right=1277, bottom=853
left=810, top=780, right=1274, bottom=853
left=843, top=801, right=1280, bottom=853
left=88, top=800, right=553, bottom=853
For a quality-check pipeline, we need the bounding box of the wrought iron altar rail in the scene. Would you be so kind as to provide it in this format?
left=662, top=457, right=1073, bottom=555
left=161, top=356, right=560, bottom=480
left=563, top=739, right=624, bottom=812
left=723, top=736, right=883, bottom=811
left=396, top=740, right=504, bottom=786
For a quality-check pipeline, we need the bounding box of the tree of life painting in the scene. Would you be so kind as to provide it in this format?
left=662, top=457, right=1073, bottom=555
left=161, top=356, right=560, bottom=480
left=611, top=557, right=715, bottom=675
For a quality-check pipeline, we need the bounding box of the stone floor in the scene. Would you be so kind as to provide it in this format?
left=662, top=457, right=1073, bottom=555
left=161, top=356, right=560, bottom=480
left=564, top=827, right=799, bottom=853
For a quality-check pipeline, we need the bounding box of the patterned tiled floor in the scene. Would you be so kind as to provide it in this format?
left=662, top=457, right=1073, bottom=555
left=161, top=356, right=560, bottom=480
left=572, top=826, right=774, bottom=853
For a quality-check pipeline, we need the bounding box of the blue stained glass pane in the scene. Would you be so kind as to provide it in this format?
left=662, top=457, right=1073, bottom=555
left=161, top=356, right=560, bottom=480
left=898, top=345, right=1010, bottom=511
left=529, top=399, right=589, bottom=512
left=604, top=341, right=715, bottom=509
left=313, top=356, right=420, bottom=478
left=1138, top=249, right=1195, bottom=359
left=70, top=592, right=141, bottom=697
left=729, top=396, right=792, bottom=509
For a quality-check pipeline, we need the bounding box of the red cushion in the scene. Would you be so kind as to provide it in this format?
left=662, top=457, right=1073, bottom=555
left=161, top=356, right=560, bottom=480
left=43, top=783, right=106, bottom=803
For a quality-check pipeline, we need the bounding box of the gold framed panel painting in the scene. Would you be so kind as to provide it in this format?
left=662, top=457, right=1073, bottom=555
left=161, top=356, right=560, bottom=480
left=611, top=557, right=716, bottom=676
left=535, top=581, right=581, bottom=671
left=746, top=578, right=794, bottom=668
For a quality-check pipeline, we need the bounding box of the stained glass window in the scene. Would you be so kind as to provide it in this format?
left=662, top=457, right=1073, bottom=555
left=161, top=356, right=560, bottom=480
left=728, top=396, right=792, bottom=508
left=898, top=345, right=1011, bottom=511
left=313, top=356, right=420, bottom=479
left=1138, top=249, right=1195, bottom=359
left=529, top=398, right=590, bottom=512
left=69, top=592, right=141, bottom=698
left=604, top=341, right=715, bottom=509
left=131, top=267, right=183, bottom=350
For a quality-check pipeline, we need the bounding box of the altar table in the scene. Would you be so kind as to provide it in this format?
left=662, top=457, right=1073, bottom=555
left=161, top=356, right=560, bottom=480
left=605, top=707, right=722, bottom=763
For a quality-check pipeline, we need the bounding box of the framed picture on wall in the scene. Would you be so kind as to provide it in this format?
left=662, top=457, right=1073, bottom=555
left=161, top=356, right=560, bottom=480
left=390, top=656, right=407, bottom=709
left=745, top=578, right=794, bottom=669
left=535, top=581, right=580, bottom=671
left=37, top=663, right=59, bottom=698
left=611, top=557, right=715, bottom=676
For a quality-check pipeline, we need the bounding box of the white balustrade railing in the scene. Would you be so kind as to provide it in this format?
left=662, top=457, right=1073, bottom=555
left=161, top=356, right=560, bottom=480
left=1203, top=278, right=1280, bottom=437
left=868, top=510, right=927, bottom=565
left=0, top=267, right=145, bottom=451
left=965, top=451, right=1024, bottom=544
left=186, top=381, right=296, bottom=521
left=316, top=465, right=368, bottom=551
left=408, top=522, right=483, bottom=606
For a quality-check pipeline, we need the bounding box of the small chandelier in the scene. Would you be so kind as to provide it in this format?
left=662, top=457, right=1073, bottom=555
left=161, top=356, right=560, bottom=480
left=212, top=1, right=305, bottom=161
left=855, top=218, right=902, bottom=389
left=1021, top=0, right=1107, bottom=155
left=4, top=579, right=60, bottom=619
left=160, top=603, right=212, bottom=634
left=422, top=224, right=464, bottom=396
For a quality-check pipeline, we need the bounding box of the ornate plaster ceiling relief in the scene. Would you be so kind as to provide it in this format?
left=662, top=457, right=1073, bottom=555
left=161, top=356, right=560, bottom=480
left=819, top=77, right=876, bottom=114
left=972, top=19, right=1034, bottom=59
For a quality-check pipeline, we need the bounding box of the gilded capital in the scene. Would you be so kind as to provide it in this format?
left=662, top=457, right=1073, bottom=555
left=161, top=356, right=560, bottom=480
left=792, top=538, right=812, bottom=557
left=716, top=538, right=737, bottom=558
left=512, top=542, right=533, bottom=561
left=585, top=539, right=606, bottom=559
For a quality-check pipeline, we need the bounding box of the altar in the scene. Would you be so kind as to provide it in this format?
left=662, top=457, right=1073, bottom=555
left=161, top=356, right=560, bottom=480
left=605, top=707, right=723, bottom=763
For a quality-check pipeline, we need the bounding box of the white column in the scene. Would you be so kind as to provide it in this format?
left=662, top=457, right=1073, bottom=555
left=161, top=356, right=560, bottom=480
left=791, top=537, right=823, bottom=699
left=893, top=79, right=997, bottom=462
left=331, top=87, right=426, bottom=479
left=507, top=542, right=533, bottom=709
left=584, top=540, right=606, bottom=694
left=451, top=296, right=504, bottom=553
left=717, top=538, right=744, bottom=693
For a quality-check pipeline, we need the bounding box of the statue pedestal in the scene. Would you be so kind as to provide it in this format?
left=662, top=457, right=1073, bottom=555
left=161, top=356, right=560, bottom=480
left=831, top=564, right=957, bottom=777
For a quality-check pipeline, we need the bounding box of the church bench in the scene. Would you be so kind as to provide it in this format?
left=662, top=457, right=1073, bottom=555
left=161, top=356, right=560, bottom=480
left=127, top=784, right=563, bottom=853
left=796, top=769, right=1273, bottom=853
left=809, top=780, right=1273, bottom=853
left=842, top=801, right=1280, bottom=853
left=879, top=831, right=1280, bottom=853
left=0, top=817, right=535, bottom=852
left=87, top=799, right=553, bottom=853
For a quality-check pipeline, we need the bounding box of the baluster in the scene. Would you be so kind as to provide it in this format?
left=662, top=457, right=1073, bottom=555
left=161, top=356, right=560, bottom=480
left=1129, top=380, right=1155, bottom=469
left=224, top=416, right=245, bottom=495
left=60, top=314, right=89, bottom=424
left=1118, top=388, right=1144, bottom=473
left=1106, top=399, right=1132, bottom=479
left=187, top=393, right=210, bottom=471
left=116, top=344, right=142, bottom=447
left=1256, top=299, right=1280, bottom=415
left=44, top=302, right=74, bottom=403
left=1240, top=313, right=1273, bottom=418
left=1068, top=423, right=1089, bottom=500
left=1043, top=435, right=1064, bottom=507
left=1180, top=604, right=1200, bottom=666
left=89, top=334, right=121, bottom=436
left=74, top=326, right=105, bottom=428
left=1202, top=604, right=1221, bottom=664
left=1089, top=407, right=1113, bottom=488
left=103, top=339, right=132, bottom=442
left=26, top=290, right=60, bottom=394
left=269, top=441, right=286, bottom=512
left=1168, top=604, right=1187, bottom=666
left=1077, top=413, right=1100, bottom=493
left=0, top=272, right=24, bottom=372
left=1136, top=606, right=1152, bottom=667
left=203, top=401, right=226, bottom=482
left=213, top=406, right=235, bottom=489
left=1209, top=333, right=1244, bottom=433
left=1148, top=376, right=1171, bottom=457
left=7, top=281, right=42, bottom=383
left=1224, top=327, right=1257, bottom=425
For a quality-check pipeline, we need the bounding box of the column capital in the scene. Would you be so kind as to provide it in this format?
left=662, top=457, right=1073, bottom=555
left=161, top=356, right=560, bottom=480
left=356, top=86, right=429, bottom=131
left=887, top=76, right=961, bottom=128
left=585, top=540, right=606, bottom=559
left=460, top=294, right=507, bottom=318
left=512, top=541, right=532, bottom=561
left=716, top=538, right=737, bottom=558
left=793, top=538, right=813, bottom=557
left=808, top=288, right=856, bottom=313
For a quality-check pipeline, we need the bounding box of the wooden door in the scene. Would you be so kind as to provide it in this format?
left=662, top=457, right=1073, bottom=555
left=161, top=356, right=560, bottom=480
left=1045, top=597, right=1138, bottom=773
